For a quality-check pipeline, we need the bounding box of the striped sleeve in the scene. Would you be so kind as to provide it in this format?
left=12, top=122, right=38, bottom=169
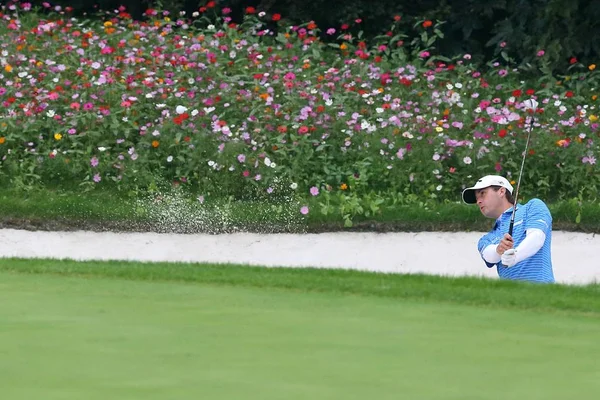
left=525, top=199, right=552, bottom=234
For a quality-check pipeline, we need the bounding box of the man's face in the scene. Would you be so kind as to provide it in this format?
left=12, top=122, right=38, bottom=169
left=475, top=186, right=506, bottom=219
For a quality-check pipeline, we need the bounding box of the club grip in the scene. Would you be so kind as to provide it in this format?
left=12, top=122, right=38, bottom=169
left=508, top=221, right=514, bottom=236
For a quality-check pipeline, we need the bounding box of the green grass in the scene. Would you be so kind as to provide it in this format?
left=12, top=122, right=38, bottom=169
left=1, top=266, right=599, bottom=399
left=1, top=187, right=599, bottom=232
left=1, top=258, right=599, bottom=315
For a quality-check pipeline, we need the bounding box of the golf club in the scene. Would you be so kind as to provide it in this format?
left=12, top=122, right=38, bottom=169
left=508, top=98, right=538, bottom=237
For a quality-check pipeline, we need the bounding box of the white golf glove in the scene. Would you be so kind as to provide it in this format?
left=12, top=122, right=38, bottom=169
left=501, top=249, right=517, bottom=268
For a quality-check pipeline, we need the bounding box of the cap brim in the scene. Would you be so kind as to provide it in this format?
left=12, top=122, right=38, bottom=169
left=462, top=188, right=477, bottom=204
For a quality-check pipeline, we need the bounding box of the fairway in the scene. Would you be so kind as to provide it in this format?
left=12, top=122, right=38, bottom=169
left=0, top=271, right=599, bottom=399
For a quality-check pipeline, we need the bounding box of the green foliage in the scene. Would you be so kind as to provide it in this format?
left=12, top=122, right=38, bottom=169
left=1, top=3, right=600, bottom=227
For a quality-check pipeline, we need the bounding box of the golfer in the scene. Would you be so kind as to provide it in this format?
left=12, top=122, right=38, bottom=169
left=462, top=175, right=554, bottom=283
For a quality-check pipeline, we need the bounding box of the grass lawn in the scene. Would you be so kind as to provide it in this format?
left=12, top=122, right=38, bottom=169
left=1, top=187, right=599, bottom=233
left=0, top=260, right=599, bottom=399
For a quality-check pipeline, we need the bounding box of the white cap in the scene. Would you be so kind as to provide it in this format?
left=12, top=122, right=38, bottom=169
left=462, top=175, right=513, bottom=204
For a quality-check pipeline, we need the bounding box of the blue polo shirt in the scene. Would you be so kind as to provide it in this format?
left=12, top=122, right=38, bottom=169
left=477, top=198, right=554, bottom=283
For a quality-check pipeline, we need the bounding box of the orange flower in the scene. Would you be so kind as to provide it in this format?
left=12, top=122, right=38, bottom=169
left=152, top=140, right=160, bottom=148
left=4, top=64, right=12, bottom=73
left=0, top=137, right=5, bottom=144
left=422, top=20, right=433, bottom=28
left=340, top=183, right=348, bottom=190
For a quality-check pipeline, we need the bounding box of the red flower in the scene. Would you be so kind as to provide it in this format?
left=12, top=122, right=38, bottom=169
left=498, top=129, right=507, bottom=138
left=245, top=6, right=256, bottom=14
left=526, top=89, right=535, bottom=96
left=565, top=91, right=574, bottom=98
left=341, top=24, right=349, bottom=30
left=272, top=13, right=281, bottom=21
left=206, top=1, right=216, bottom=7
left=422, top=20, right=433, bottom=28
left=173, top=113, right=189, bottom=125
left=512, top=89, right=522, bottom=97
left=570, top=57, right=577, bottom=64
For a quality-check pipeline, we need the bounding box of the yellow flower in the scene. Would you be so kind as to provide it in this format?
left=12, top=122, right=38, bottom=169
left=435, top=126, right=444, bottom=132
left=54, top=133, right=62, bottom=141
left=510, top=180, right=516, bottom=185
left=556, top=139, right=568, bottom=147
left=589, top=115, right=598, bottom=122
left=589, top=64, right=596, bottom=71
left=340, top=183, right=348, bottom=190
left=103, top=21, right=113, bottom=27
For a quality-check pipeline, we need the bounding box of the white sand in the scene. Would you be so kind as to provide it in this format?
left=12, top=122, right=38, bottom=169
left=1, top=228, right=598, bottom=285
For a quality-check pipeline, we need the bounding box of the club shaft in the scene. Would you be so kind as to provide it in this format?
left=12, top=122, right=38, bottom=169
left=509, top=115, right=535, bottom=236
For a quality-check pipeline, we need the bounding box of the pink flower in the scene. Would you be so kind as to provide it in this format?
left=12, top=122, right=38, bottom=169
left=300, top=206, right=309, bottom=215
left=537, top=50, right=545, bottom=57
left=310, top=186, right=319, bottom=196
left=237, top=154, right=246, bottom=163
left=90, top=157, right=99, bottom=167
left=326, top=28, right=336, bottom=35
left=582, top=156, right=596, bottom=165
left=93, top=174, right=101, bottom=183
left=419, top=51, right=430, bottom=58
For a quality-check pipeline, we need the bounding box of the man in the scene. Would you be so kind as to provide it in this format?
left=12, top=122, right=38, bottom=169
left=462, top=175, right=554, bottom=283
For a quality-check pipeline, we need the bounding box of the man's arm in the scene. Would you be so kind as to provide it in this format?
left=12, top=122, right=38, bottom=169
left=501, top=228, right=546, bottom=267
left=478, top=234, right=502, bottom=268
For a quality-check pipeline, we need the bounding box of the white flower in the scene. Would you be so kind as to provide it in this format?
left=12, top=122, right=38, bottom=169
left=264, top=157, right=272, bottom=167
left=436, top=185, right=443, bottom=191
left=463, top=156, right=472, bottom=165
left=432, top=153, right=441, bottom=161
left=208, top=160, right=215, bottom=167
left=152, top=130, right=160, bottom=136
left=167, top=156, right=173, bottom=162
left=259, top=11, right=266, bottom=17
left=46, top=110, right=55, bottom=118
left=98, top=147, right=107, bottom=152
left=270, top=163, right=276, bottom=168
left=523, top=99, right=539, bottom=110
left=191, top=109, right=199, bottom=117
left=176, top=105, right=188, bottom=114
left=290, top=182, right=298, bottom=190
left=207, top=24, right=215, bottom=30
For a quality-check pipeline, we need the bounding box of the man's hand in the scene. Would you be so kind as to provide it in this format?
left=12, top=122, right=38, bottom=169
left=496, top=233, right=514, bottom=255
left=501, top=249, right=517, bottom=267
